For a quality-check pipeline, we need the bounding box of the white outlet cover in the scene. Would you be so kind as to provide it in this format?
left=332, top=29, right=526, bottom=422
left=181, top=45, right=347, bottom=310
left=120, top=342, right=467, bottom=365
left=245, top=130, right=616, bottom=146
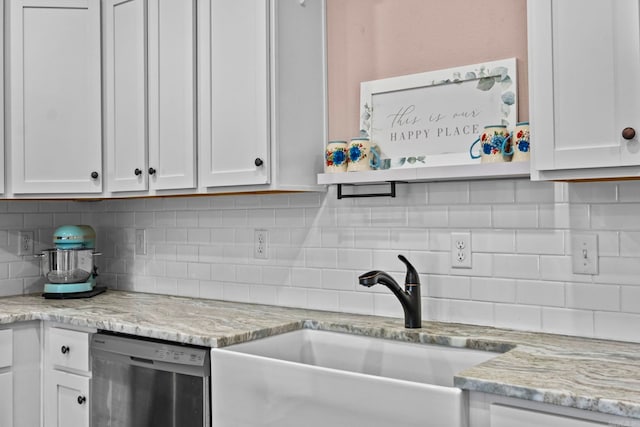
left=451, top=232, right=472, bottom=269
left=571, top=233, right=598, bottom=275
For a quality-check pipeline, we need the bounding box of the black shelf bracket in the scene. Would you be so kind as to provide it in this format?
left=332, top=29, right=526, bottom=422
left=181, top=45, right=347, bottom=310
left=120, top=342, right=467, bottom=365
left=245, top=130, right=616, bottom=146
left=336, top=181, right=397, bottom=199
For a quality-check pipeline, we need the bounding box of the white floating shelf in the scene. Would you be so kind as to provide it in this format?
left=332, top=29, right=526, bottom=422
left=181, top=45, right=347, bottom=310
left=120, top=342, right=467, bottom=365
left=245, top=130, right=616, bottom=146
left=317, top=161, right=530, bottom=186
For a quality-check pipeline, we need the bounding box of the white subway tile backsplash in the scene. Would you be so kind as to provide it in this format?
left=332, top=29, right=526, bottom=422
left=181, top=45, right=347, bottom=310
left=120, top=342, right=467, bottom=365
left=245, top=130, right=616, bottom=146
left=473, top=230, right=515, bottom=253
left=494, top=303, right=542, bottom=331
left=449, top=205, right=491, bottom=228
left=307, top=289, right=339, bottom=312
left=291, top=267, right=323, bottom=288
left=1, top=179, right=640, bottom=343
left=390, top=228, right=429, bottom=251
left=621, top=286, right=640, bottom=313
left=591, top=204, right=640, bottom=230
left=223, top=283, right=251, bottom=303
left=492, top=204, right=538, bottom=229
left=408, top=206, right=448, bottom=228
left=188, top=263, right=211, bottom=281
left=199, top=280, right=224, bottom=300
left=371, top=206, right=408, bottom=227
left=469, top=180, right=515, bottom=204
left=493, top=254, right=539, bottom=279
left=338, top=291, right=374, bottom=315
left=517, top=280, right=565, bottom=307
left=598, top=256, right=640, bottom=286
left=542, top=307, right=594, bottom=337
left=447, top=300, right=494, bottom=326
left=177, top=279, right=200, bottom=298
left=516, top=230, right=564, bottom=255
left=594, top=311, right=640, bottom=342
left=322, top=269, right=356, bottom=291
left=277, top=286, right=308, bottom=308
left=566, top=283, right=620, bottom=311
left=515, top=180, right=556, bottom=203
left=165, top=262, right=188, bottom=279
left=471, top=277, right=516, bottom=303
left=428, top=182, right=469, bottom=204
left=427, top=275, right=471, bottom=299
left=354, top=229, right=390, bottom=249
left=249, top=284, right=278, bottom=305
left=568, top=182, right=618, bottom=203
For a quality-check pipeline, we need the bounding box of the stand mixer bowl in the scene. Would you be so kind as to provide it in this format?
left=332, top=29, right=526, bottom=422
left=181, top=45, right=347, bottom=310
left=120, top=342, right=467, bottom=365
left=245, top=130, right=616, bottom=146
left=41, top=248, right=99, bottom=284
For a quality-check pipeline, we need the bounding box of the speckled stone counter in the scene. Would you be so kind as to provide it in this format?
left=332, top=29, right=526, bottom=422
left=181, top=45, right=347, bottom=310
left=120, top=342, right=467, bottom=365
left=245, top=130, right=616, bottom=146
left=1, top=290, right=639, bottom=420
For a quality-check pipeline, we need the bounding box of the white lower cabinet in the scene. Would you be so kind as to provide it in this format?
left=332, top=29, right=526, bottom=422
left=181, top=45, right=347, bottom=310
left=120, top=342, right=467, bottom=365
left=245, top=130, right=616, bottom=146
left=469, top=392, right=634, bottom=427
left=0, top=371, right=12, bottom=427
left=0, top=322, right=41, bottom=427
left=43, top=323, right=94, bottom=427
left=491, top=404, right=607, bottom=427
left=45, top=370, right=90, bottom=427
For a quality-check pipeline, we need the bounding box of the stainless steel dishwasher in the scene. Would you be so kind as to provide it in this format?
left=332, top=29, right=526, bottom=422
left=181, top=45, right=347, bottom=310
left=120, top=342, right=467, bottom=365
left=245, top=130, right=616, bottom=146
left=90, top=331, right=211, bottom=427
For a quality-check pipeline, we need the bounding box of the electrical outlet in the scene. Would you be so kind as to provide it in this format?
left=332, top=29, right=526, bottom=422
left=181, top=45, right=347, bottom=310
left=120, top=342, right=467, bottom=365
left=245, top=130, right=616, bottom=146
left=451, top=232, right=471, bottom=269
left=135, top=229, right=147, bottom=255
left=571, top=232, right=598, bottom=275
left=18, top=230, right=34, bottom=256
left=254, top=229, right=268, bottom=259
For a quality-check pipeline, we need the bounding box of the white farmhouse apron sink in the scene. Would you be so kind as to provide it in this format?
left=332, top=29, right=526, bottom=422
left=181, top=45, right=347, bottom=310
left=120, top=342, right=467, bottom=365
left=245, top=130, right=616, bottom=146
left=211, top=329, right=498, bottom=427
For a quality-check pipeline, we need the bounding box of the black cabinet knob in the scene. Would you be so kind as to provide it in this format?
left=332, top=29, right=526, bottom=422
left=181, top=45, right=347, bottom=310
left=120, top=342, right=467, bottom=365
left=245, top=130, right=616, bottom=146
left=254, top=158, right=264, bottom=167
left=77, top=396, right=86, bottom=405
left=61, top=345, right=70, bottom=354
left=148, top=167, right=156, bottom=175
left=622, top=127, right=636, bottom=140
left=134, top=168, right=142, bottom=176
left=90, top=171, right=99, bottom=179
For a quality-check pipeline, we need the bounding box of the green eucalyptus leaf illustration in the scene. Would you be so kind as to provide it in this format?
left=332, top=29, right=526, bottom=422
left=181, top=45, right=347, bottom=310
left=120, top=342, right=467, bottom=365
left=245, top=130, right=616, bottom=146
left=407, top=157, right=416, bottom=164
left=490, top=66, right=509, bottom=81
left=502, top=91, right=515, bottom=105
left=465, top=71, right=477, bottom=80
left=477, top=77, right=495, bottom=91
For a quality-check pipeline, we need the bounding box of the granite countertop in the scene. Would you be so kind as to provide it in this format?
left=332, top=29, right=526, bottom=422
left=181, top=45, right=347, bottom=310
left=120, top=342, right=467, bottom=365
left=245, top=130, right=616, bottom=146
left=1, top=290, right=639, bottom=420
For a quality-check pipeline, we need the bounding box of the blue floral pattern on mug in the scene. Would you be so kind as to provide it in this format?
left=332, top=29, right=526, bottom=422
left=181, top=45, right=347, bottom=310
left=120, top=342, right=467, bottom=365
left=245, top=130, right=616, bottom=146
left=349, top=144, right=365, bottom=162
left=481, top=132, right=508, bottom=155
left=326, top=147, right=347, bottom=166
left=516, top=127, right=530, bottom=153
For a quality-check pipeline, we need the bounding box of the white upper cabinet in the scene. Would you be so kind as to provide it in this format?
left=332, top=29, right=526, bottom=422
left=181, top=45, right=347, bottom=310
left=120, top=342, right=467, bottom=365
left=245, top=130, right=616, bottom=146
left=198, top=0, right=270, bottom=188
left=529, top=0, right=640, bottom=180
left=7, top=0, right=102, bottom=194
left=198, top=0, right=326, bottom=192
left=104, top=0, right=197, bottom=193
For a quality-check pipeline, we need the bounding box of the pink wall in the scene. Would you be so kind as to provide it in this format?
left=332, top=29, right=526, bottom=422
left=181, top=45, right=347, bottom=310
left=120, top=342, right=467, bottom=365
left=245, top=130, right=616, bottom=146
left=326, top=0, right=529, bottom=140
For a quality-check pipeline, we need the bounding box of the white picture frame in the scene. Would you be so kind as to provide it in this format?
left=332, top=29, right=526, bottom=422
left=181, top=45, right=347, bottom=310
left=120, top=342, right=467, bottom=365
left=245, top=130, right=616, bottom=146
left=360, top=58, right=518, bottom=169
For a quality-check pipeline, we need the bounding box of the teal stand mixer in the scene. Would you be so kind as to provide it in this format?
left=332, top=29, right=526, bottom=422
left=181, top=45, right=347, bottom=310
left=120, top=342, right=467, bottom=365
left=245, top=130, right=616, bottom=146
left=38, top=225, right=106, bottom=299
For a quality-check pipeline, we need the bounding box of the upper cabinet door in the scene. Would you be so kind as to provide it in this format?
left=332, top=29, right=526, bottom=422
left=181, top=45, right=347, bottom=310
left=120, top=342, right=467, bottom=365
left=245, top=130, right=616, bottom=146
left=8, top=0, right=102, bottom=194
left=104, top=0, right=196, bottom=193
left=103, top=0, right=148, bottom=193
left=529, top=0, right=640, bottom=179
left=198, top=0, right=270, bottom=188
left=148, top=0, right=197, bottom=191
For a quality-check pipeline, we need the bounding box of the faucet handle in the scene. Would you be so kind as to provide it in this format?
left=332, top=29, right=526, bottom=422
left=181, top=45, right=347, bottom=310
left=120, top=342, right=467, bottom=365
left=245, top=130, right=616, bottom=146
left=398, top=255, right=420, bottom=286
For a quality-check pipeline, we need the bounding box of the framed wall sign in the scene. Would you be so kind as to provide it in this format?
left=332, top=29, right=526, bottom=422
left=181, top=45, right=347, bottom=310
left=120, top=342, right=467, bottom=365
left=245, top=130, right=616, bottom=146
left=360, top=58, right=517, bottom=168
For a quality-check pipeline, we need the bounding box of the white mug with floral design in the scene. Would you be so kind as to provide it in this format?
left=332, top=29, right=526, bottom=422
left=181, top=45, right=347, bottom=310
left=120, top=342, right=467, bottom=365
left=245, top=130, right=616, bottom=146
left=347, top=137, right=380, bottom=172
left=325, top=140, right=349, bottom=173
left=469, top=125, right=513, bottom=163
left=512, top=121, right=530, bottom=162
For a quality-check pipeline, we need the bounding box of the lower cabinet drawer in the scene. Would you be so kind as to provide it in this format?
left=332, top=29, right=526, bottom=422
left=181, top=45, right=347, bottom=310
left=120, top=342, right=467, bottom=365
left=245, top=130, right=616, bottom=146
left=48, top=327, right=90, bottom=372
left=0, top=329, right=13, bottom=368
